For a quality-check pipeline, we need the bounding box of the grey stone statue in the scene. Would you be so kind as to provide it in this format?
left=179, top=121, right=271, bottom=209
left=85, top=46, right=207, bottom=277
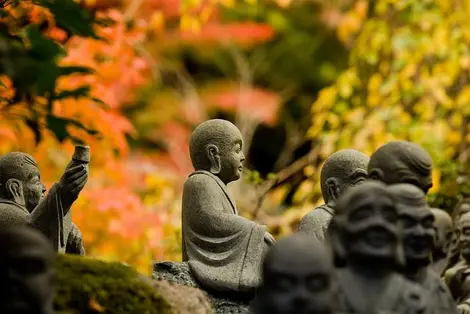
left=250, top=234, right=336, bottom=314
left=0, top=146, right=88, bottom=254
left=444, top=212, right=470, bottom=314
left=368, top=140, right=433, bottom=194
left=328, top=181, right=429, bottom=314
left=388, top=184, right=457, bottom=314
left=430, top=208, right=453, bottom=276
left=182, top=119, right=275, bottom=295
left=298, top=149, right=369, bottom=241
left=0, top=225, right=55, bottom=314
left=448, top=199, right=470, bottom=272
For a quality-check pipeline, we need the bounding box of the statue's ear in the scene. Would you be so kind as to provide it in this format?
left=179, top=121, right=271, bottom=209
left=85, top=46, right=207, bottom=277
left=5, top=178, right=25, bottom=206
left=368, top=168, right=384, bottom=181
left=325, top=177, right=340, bottom=202
left=206, top=144, right=221, bottom=175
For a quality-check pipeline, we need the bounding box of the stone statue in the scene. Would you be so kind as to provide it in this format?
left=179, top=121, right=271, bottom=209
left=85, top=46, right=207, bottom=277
left=0, top=225, right=55, bottom=314
left=444, top=212, right=470, bottom=314
left=448, top=199, right=470, bottom=272
left=182, top=119, right=275, bottom=295
left=430, top=208, right=453, bottom=276
left=368, top=140, right=433, bottom=194
left=388, top=184, right=457, bottom=314
left=0, top=146, right=88, bottom=254
left=298, top=149, right=369, bottom=241
left=250, top=234, right=336, bottom=314
left=328, top=181, right=428, bottom=314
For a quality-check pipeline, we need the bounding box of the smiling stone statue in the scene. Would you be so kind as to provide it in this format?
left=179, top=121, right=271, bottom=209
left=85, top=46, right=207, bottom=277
left=388, top=184, right=457, bottom=314
left=329, top=181, right=429, bottom=314
left=182, top=119, right=275, bottom=295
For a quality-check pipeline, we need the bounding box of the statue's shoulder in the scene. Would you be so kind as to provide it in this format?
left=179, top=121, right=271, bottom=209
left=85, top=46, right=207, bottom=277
left=183, top=172, right=222, bottom=196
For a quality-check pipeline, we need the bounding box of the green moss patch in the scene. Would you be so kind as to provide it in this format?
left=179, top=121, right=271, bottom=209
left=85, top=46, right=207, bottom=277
left=54, top=254, right=173, bottom=314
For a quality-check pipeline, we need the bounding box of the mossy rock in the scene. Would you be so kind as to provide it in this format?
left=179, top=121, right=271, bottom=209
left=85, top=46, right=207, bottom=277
left=54, top=254, right=211, bottom=314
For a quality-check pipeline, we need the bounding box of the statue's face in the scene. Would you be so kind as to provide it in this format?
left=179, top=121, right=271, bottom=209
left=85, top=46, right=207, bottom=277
left=458, top=218, right=470, bottom=259
left=398, top=206, right=434, bottom=264
left=344, top=193, right=399, bottom=261
left=338, top=168, right=367, bottom=196
left=431, top=213, right=453, bottom=254
left=0, top=235, right=54, bottom=313
left=386, top=167, right=432, bottom=195
left=263, top=258, right=334, bottom=314
left=219, top=128, right=245, bottom=184
left=458, top=204, right=470, bottom=219
left=22, top=166, right=46, bottom=212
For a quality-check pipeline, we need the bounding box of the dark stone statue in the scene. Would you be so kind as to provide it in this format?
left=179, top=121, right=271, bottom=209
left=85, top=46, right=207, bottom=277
left=448, top=199, right=470, bottom=272
left=328, top=181, right=429, bottom=314
left=298, top=149, right=369, bottom=241
left=388, top=183, right=457, bottom=314
left=250, top=234, right=336, bottom=314
left=0, top=225, right=55, bottom=314
left=0, top=146, right=88, bottom=254
left=430, top=208, right=453, bottom=275
left=368, top=140, right=433, bottom=194
left=182, top=119, right=274, bottom=295
left=445, top=212, right=470, bottom=314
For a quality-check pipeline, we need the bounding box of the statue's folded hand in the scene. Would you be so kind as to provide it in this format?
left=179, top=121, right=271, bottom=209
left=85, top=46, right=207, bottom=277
left=59, top=164, right=88, bottom=198
left=458, top=303, right=470, bottom=314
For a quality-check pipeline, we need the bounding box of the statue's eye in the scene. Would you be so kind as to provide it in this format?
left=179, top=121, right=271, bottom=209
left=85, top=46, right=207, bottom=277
left=306, top=275, right=328, bottom=292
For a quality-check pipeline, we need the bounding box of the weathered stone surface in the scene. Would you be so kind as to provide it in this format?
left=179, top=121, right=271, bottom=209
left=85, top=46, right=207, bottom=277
left=153, top=261, right=250, bottom=314
left=55, top=254, right=213, bottom=314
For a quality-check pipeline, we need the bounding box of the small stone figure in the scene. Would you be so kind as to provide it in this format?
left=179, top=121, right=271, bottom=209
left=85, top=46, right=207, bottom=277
left=0, top=225, right=55, bottom=314
left=445, top=212, right=470, bottom=314
left=368, top=140, right=433, bottom=194
left=182, top=119, right=275, bottom=295
left=0, top=146, right=88, bottom=254
left=329, top=181, right=428, bottom=314
left=448, top=200, right=470, bottom=272
left=298, top=149, right=369, bottom=241
left=250, top=234, right=336, bottom=314
left=388, top=184, right=457, bottom=314
left=430, top=208, right=453, bottom=276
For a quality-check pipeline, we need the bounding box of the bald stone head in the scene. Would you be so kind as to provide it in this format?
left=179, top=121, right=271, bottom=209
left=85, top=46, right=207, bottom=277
left=331, top=181, right=402, bottom=268
left=0, top=225, right=55, bottom=314
left=430, top=208, right=452, bottom=257
left=368, top=141, right=433, bottom=194
left=457, top=212, right=470, bottom=261
left=256, top=234, right=335, bottom=314
left=189, top=119, right=246, bottom=185
left=320, top=149, right=369, bottom=205
left=388, top=184, right=434, bottom=268
left=452, top=198, right=470, bottom=223
left=0, top=152, right=46, bottom=212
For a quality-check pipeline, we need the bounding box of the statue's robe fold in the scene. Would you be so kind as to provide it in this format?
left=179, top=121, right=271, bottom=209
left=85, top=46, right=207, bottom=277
left=30, top=183, right=75, bottom=253
left=414, top=268, right=457, bottom=314
left=182, top=170, right=268, bottom=293
left=298, top=204, right=334, bottom=241
left=0, top=199, right=30, bottom=228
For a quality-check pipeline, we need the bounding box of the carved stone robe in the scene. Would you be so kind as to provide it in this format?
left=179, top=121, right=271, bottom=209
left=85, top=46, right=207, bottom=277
left=335, top=268, right=429, bottom=314
left=298, top=204, right=334, bottom=241
left=30, top=183, right=78, bottom=253
left=0, top=198, right=30, bottom=228
left=182, top=170, right=268, bottom=294
left=408, top=267, right=457, bottom=314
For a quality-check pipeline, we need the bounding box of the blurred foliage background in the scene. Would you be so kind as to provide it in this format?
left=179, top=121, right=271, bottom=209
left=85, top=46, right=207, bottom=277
left=1, top=0, right=469, bottom=274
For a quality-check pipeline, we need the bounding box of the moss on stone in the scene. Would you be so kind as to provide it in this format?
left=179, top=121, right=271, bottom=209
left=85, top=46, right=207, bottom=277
left=54, top=254, right=173, bottom=314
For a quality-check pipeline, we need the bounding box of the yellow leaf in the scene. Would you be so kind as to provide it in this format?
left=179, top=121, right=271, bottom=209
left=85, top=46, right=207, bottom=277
left=89, top=297, right=105, bottom=312
left=428, top=169, right=441, bottom=194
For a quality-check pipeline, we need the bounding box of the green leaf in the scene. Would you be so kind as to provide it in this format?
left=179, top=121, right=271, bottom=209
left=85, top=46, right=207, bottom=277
left=54, top=86, right=91, bottom=100
left=24, top=26, right=64, bottom=61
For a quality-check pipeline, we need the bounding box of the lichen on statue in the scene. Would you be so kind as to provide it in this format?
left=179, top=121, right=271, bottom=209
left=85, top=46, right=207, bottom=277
left=0, top=148, right=88, bottom=254
left=298, top=149, right=369, bottom=241
left=182, top=119, right=275, bottom=296
left=368, top=141, right=433, bottom=194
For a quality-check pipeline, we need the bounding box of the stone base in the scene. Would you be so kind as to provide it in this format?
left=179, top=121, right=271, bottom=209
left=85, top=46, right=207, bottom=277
left=153, top=261, right=251, bottom=314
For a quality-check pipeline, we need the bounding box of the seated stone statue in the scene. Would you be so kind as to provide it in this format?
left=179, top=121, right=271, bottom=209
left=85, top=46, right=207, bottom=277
left=0, top=147, right=88, bottom=254
left=182, top=119, right=275, bottom=295
left=368, top=140, right=433, bottom=194
left=430, top=207, right=453, bottom=276
left=298, top=149, right=369, bottom=241
left=250, top=234, right=335, bottom=314
left=329, top=181, right=429, bottom=314
left=0, top=225, right=55, bottom=314
left=445, top=212, right=470, bottom=314
left=388, top=184, right=457, bottom=314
